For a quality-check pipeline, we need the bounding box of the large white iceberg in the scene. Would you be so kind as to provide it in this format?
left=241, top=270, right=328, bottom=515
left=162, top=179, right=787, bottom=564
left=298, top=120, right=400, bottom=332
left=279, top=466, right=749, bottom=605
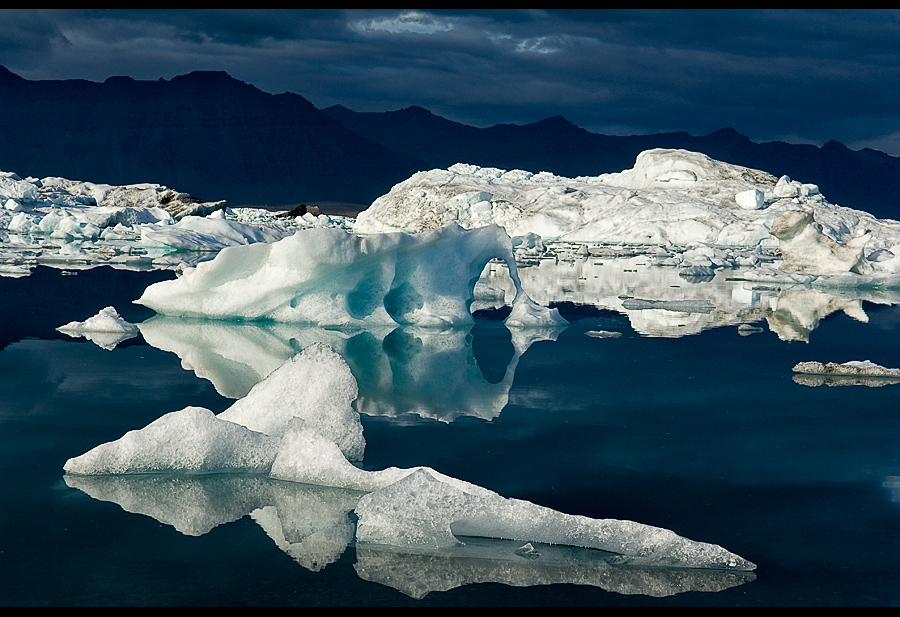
left=64, top=344, right=754, bottom=572
left=353, top=149, right=900, bottom=280
left=137, top=223, right=566, bottom=329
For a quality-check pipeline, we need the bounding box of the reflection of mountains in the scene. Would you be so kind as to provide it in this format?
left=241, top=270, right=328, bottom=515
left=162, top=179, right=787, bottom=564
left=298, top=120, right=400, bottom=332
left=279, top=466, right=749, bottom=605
left=138, top=317, right=563, bottom=421
left=65, top=474, right=753, bottom=599
left=481, top=255, right=900, bottom=340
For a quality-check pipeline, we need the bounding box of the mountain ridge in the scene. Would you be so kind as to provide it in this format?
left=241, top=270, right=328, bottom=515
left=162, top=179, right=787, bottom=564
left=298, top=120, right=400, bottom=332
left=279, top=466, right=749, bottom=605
left=2, top=67, right=898, bottom=217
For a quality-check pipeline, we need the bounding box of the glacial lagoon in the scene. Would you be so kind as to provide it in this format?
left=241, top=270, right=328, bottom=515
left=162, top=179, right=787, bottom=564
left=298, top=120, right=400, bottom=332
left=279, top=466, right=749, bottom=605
left=1, top=261, right=899, bottom=606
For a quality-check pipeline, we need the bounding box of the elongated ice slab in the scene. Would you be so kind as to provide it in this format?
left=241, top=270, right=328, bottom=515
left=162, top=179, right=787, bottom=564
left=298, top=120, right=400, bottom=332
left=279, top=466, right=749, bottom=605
left=137, top=223, right=566, bottom=329
left=354, top=468, right=754, bottom=571
left=793, top=360, right=900, bottom=378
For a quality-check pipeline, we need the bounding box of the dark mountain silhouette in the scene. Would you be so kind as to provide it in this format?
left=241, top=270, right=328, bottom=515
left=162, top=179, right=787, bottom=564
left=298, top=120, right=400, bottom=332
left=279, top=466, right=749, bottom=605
left=0, top=66, right=423, bottom=206
left=323, top=105, right=900, bottom=220
left=2, top=66, right=898, bottom=219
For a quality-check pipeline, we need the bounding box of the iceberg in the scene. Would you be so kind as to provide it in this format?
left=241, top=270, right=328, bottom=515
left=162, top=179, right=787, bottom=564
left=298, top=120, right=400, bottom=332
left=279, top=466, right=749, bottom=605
left=793, top=360, right=900, bottom=378
left=0, top=169, right=355, bottom=277
left=354, top=149, right=802, bottom=246
left=137, top=223, right=566, bottom=329
left=56, top=306, right=139, bottom=350
left=64, top=344, right=754, bottom=572
left=353, top=149, right=900, bottom=281
left=792, top=360, right=900, bottom=387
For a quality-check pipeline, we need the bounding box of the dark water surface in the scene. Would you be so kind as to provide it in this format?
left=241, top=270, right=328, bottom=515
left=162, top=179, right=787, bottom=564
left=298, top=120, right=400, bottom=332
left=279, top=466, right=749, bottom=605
left=1, top=267, right=898, bottom=606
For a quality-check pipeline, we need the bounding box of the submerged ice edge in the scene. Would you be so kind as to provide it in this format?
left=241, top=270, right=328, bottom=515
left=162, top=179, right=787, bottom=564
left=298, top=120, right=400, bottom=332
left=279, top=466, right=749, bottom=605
left=63, top=344, right=755, bottom=572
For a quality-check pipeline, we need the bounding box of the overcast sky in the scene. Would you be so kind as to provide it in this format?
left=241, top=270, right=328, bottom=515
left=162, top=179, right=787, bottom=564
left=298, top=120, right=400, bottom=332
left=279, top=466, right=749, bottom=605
left=2, top=9, right=899, bottom=155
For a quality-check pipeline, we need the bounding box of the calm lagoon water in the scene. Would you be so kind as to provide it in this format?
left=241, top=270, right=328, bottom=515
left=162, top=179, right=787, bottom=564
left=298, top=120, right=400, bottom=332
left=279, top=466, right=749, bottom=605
left=1, top=265, right=899, bottom=606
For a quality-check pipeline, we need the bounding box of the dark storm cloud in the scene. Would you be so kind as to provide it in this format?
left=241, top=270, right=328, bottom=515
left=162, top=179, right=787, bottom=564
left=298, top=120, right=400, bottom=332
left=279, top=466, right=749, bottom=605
left=1, top=9, right=898, bottom=154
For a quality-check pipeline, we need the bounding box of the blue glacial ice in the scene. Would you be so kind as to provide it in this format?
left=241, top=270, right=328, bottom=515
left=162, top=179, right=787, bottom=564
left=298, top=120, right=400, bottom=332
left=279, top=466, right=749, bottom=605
left=136, top=223, right=567, bottom=329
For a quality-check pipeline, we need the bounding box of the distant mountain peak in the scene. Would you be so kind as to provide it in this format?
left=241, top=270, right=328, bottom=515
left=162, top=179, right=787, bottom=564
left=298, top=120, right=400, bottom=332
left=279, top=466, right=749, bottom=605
left=0, top=65, right=24, bottom=83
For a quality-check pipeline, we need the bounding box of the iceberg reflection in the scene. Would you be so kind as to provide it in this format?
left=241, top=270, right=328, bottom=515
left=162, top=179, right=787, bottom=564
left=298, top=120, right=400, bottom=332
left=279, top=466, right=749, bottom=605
left=481, top=254, right=900, bottom=340
left=138, top=316, right=564, bottom=422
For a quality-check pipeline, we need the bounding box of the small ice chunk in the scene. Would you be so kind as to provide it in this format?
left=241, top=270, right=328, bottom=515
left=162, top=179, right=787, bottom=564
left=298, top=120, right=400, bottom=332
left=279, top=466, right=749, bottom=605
left=737, top=324, right=764, bottom=336
left=504, top=294, right=567, bottom=328
left=773, top=175, right=800, bottom=199
left=586, top=330, right=621, bottom=339
left=735, top=189, right=765, bottom=210
left=58, top=306, right=138, bottom=335
left=57, top=306, right=139, bottom=350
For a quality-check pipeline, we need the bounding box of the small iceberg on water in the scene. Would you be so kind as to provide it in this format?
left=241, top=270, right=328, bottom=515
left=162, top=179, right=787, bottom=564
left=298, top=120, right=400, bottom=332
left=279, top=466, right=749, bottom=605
left=793, top=360, right=900, bottom=388
left=56, top=306, right=139, bottom=350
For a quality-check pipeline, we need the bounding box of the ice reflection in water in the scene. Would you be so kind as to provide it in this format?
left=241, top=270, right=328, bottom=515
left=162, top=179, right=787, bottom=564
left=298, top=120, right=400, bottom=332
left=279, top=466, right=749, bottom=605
left=63, top=474, right=754, bottom=599
left=138, top=317, right=564, bottom=422
left=480, top=253, right=900, bottom=341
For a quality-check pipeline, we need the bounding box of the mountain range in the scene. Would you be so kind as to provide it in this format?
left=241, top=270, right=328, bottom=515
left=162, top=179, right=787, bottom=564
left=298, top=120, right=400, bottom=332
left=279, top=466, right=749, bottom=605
left=2, top=66, right=899, bottom=219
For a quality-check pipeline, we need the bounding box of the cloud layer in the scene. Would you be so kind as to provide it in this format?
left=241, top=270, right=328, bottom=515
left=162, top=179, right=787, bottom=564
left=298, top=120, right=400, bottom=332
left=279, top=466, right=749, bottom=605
left=2, top=9, right=899, bottom=154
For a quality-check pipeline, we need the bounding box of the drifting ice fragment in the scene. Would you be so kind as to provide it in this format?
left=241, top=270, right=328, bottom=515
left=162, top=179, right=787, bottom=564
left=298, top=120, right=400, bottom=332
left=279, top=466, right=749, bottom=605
left=586, top=330, right=622, bottom=339
left=57, top=306, right=139, bottom=350
left=793, top=360, right=900, bottom=377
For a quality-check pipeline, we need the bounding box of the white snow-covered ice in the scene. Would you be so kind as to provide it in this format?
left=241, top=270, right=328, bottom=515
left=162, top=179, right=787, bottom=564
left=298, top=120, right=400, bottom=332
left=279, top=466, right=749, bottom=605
left=0, top=170, right=353, bottom=276
left=56, top=306, right=140, bottom=350
left=63, top=343, right=754, bottom=572
left=6, top=148, right=900, bottom=287
left=354, top=149, right=900, bottom=283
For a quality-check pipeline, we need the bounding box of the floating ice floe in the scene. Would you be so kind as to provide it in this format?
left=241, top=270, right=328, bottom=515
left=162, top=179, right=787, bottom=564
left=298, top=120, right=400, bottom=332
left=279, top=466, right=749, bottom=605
left=792, top=360, right=900, bottom=387
left=56, top=306, right=139, bottom=350
left=586, top=330, right=622, bottom=339
left=64, top=343, right=754, bottom=573
left=137, top=223, right=566, bottom=329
